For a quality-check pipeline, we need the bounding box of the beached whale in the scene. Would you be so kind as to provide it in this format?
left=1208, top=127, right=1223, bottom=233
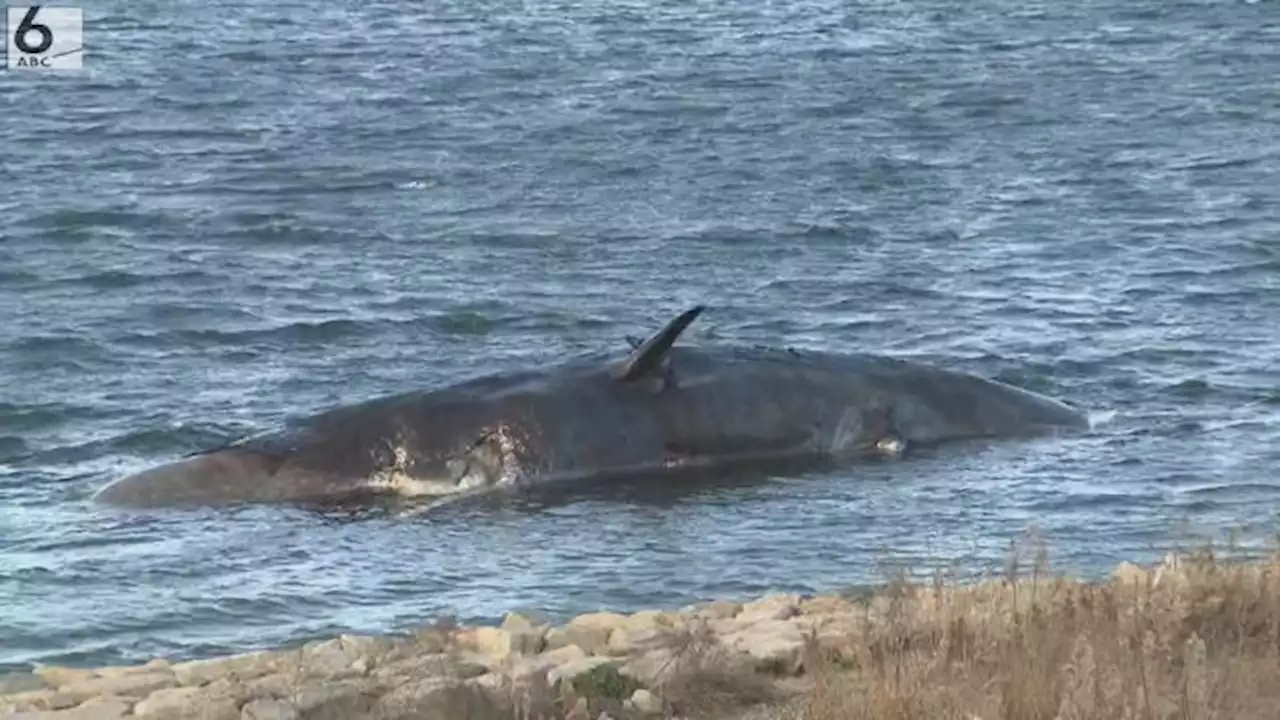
left=93, top=306, right=1089, bottom=510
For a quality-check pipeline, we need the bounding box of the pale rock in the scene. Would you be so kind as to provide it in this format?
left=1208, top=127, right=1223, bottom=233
left=173, top=651, right=287, bottom=687
left=620, top=648, right=682, bottom=687
left=0, top=673, right=49, bottom=696
left=374, top=652, right=487, bottom=682
left=1112, top=562, right=1149, bottom=586
left=605, top=611, right=679, bottom=656
left=737, top=593, right=802, bottom=624
left=566, top=612, right=629, bottom=634
left=457, top=626, right=544, bottom=658
left=94, top=660, right=170, bottom=679
left=545, top=625, right=611, bottom=655
left=6, top=695, right=132, bottom=719
left=300, top=634, right=384, bottom=679
left=605, top=624, right=670, bottom=656
left=799, top=595, right=854, bottom=616
left=335, top=633, right=387, bottom=658
left=244, top=673, right=294, bottom=699
left=505, top=644, right=588, bottom=682
left=59, top=672, right=175, bottom=704
left=289, top=681, right=371, bottom=716
left=500, top=610, right=551, bottom=633
left=132, top=685, right=202, bottom=717
left=204, top=676, right=251, bottom=704
left=722, top=618, right=808, bottom=674
left=547, top=657, right=614, bottom=689
left=376, top=677, right=472, bottom=716
left=240, top=698, right=298, bottom=720
left=31, top=666, right=97, bottom=688
left=626, top=610, right=676, bottom=629
left=409, top=627, right=452, bottom=654
left=134, top=684, right=241, bottom=720
left=681, top=599, right=742, bottom=620
left=563, top=607, right=632, bottom=653
left=629, top=688, right=663, bottom=715
left=0, top=689, right=77, bottom=712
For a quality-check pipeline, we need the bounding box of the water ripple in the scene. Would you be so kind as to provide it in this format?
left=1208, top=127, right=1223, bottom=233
left=0, top=0, right=1276, bottom=672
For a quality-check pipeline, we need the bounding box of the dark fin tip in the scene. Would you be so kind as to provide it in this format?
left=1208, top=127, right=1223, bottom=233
left=614, top=305, right=706, bottom=383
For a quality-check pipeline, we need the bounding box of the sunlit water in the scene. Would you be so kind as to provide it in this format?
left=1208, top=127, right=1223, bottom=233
left=1, top=0, right=1278, bottom=671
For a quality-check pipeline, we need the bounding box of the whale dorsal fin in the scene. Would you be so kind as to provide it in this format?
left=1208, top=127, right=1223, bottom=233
left=613, top=305, right=705, bottom=386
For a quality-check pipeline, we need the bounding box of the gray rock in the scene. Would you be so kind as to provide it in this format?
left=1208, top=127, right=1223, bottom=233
left=721, top=618, right=809, bottom=674
left=376, top=677, right=478, bottom=718
left=681, top=600, right=743, bottom=621
left=132, top=685, right=240, bottom=719
left=620, top=648, right=681, bottom=687
left=299, top=636, right=375, bottom=679
left=0, top=689, right=78, bottom=712
left=629, top=688, right=663, bottom=715
left=605, top=625, right=668, bottom=657
left=0, top=672, right=49, bottom=695
left=483, top=626, right=545, bottom=657
left=500, top=610, right=551, bottom=632
left=30, top=666, right=97, bottom=689
left=546, top=625, right=612, bottom=655
left=546, top=657, right=614, bottom=689
left=374, top=652, right=487, bottom=682
left=240, top=698, right=298, bottom=720
left=173, top=651, right=288, bottom=687
left=566, top=612, right=629, bottom=634
left=290, top=681, right=374, bottom=717
left=7, top=695, right=132, bottom=719
left=736, top=594, right=802, bottom=625
left=59, top=672, right=175, bottom=704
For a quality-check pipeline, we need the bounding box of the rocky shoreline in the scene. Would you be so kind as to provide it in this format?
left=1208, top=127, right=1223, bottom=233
left=2, top=552, right=1272, bottom=720
left=3, top=589, right=843, bottom=720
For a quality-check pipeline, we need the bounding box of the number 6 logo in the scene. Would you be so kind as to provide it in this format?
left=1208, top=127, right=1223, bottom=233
left=14, top=6, right=53, bottom=55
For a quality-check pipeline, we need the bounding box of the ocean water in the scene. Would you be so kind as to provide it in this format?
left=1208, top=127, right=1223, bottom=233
left=1, top=0, right=1278, bottom=671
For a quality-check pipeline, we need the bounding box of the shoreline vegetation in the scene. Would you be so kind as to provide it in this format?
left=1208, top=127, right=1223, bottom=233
left=6, top=541, right=1280, bottom=719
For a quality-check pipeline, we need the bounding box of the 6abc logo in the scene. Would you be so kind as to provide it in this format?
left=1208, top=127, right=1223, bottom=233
left=6, top=5, right=83, bottom=71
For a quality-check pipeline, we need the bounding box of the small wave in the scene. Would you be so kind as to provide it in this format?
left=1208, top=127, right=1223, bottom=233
left=52, top=269, right=217, bottom=292
left=1163, top=378, right=1212, bottom=397
left=1168, top=154, right=1262, bottom=173
left=429, top=311, right=498, bottom=336
left=9, top=335, right=108, bottom=366
left=116, top=319, right=373, bottom=350
left=1087, top=410, right=1118, bottom=429
left=0, top=401, right=90, bottom=433
left=218, top=222, right=398, bottom=247
left=1180, top=482, right=1280, bottom=500
left=144, top=303, right=262, bottom=325
left=28, top=424, right=241, bottom=467
left=0, top=435, right=29, bottom=460
left=0, top=269, right=40, bottom=285
left=52, top=270, right=148, bottom=291
left=16, top=207, right=169, bottom=233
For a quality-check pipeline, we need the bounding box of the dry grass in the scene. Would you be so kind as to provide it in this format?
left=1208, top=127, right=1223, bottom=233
left=779, top=539, right=1280, bottom=720
left=310, top=538, right=1280, bottom=720
left=646, top=617, right=782, bottom=719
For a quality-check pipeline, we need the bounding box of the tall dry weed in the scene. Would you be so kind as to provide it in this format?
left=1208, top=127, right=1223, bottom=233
left=780, top=539, right=1280, bottom=720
